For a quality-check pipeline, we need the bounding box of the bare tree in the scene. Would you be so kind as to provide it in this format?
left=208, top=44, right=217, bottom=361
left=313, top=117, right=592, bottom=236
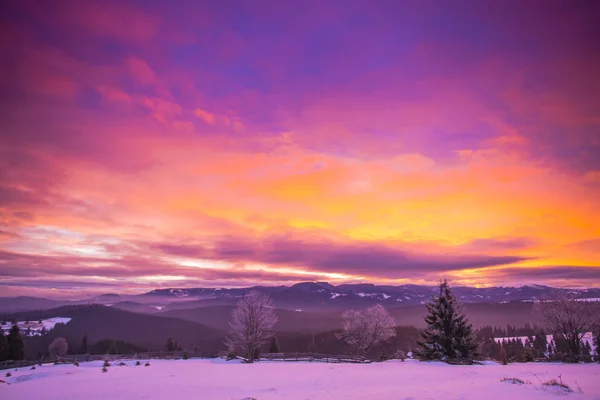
left=49, top=337, right=69, bottom=358
left=224, top=291, right=278, bottom=362
left=336, top=304, right=396, bottom=356
left=536, top=293, right=600, bottom=357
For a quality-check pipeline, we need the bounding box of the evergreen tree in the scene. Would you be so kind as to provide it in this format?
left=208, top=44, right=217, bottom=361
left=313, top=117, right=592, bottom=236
left=582, top=341, right=592, bottom=360
left=418, top=280, right=477, bottom=361
left=269, top=336, right=280, bottom=353
left=307, top=332, right=317, bottom=353
left=7, top=324, right=25, bottom=360
left=165, top=337, right=176, bottom=352
left=594, top=331, right=600, bottom=358
left=79, top=334, right=88, bottom=354
left=0, top=328, right=8, bottom=361
left=533, top=331, right=547, bottom=358
left=108, top=340, right=118, bottom=354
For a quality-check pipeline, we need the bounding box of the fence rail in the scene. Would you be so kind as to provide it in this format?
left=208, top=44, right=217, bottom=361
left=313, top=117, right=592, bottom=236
left=0, top=351, right=369, bottom=370
left=258, top=352, right=368, bottom=363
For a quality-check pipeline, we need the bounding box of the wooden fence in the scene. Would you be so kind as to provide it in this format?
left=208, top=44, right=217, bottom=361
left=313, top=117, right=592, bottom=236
left=258, top=352, right=368, bottom=363
left=1, top=351, right=368, bottom=370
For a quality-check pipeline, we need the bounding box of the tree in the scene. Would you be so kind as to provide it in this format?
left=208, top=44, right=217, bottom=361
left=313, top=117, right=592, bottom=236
left=535, top=293, right=600, bottom=358
left=0, top=328, right=7, bottom=361
left=49, top=337, right=69, bottom=358
left=418, top=280, right=477, bottom=361
left=594, top=331, right=600, bottom=359
left=336, top=304, right=396, bottom=356
left=269, top=336, right=280, bottom=353
left=224, top=291, right=278, bottom=362
left=7, top=324, right=25, bottom=360
left=532, top=331, right=547, bottom=358
left=165, top=337, right=176, bottom=352
left=307, top=332, right=317, bottom=353
left=499, top=345, right=507, bottom=365
left=79, top=334, right=88, bottom=354
left=108, top=340, right=118, bottom=354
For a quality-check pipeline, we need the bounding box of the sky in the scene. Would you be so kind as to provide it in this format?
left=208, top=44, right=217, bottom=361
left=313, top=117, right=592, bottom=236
left=1, top=0, right=599, bottom=297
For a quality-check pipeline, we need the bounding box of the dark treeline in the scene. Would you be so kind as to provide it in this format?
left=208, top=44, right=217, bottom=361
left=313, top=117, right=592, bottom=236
left=3, top=322, right=599, bottom=363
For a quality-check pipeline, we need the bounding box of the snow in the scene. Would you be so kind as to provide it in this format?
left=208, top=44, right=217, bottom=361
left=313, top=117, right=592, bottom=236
left=355, top=292, right=391, bottom=300
left=330, top=293, right=342, bottom=299
left=168, top=289, right=188, bottom=297
left=2, top=359, right=600, bottom=399
left=153, top=306, right=165, bottom=311
left=494, top=333, right=597, bottom=353
left=1, top=318, right=71, bottom=336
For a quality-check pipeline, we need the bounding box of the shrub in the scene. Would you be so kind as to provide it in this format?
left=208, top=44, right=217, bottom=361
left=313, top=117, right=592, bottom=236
left=135, top=361, right=141, bottom=366
left=395, top=350, right=406, bottom=361
left=5, top=372, right=11, bottom=377
left=48, top=337, right=69, bottom=358
left=102, top=367, right=108, bottom=373
left=103, top=360, right=110, bottom=368
left=542, top=378, right=572, bottom=392
left=144, top=362, right=150, bottom=367
left=30, top=366, right=36, bottom=370
left=74, top=362, right=79, bottom=367
left=183, top=352, right=190, bottom=360
left=501, top=376, right=530, bottom=385
left=119, top=362, right=126, bottom=366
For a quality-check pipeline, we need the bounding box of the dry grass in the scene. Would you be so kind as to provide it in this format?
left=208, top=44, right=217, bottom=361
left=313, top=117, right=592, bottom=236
left=500, top=376, right=530, bottom=385
left=542, top=378, right=573, bottom=392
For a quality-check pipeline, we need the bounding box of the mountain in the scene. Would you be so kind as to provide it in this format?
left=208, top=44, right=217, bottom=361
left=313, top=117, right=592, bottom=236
left=141, top=282, right=600, bottom=311
left=2, top=282, right=599, bottom=315
left=0, top=296, right=72, bottom=313
left=6, top=304, right=225, bottom=359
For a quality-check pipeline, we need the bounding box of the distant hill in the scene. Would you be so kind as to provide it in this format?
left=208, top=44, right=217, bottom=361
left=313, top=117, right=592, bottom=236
left=163, top=305, right=344, bottom=333
left=161, top=300, right=539, bottom=334
left=5, top=305, right=225, bottom=359
left=3, top=283, right=598, bottom=315
left=0, top=296, right=73, bottom=313
left=142, top=282, right=600, bottom=311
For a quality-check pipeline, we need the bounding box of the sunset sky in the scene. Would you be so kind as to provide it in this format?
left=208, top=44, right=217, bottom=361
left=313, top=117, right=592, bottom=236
left=1, top=0, right=599, bottom=297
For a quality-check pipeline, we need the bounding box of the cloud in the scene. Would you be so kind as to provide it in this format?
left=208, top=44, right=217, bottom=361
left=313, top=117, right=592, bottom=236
left=153, top=233, right=529, bottom=279
left=194, top=109, right=216, bottom=125
left=127, top=56, right=157, bottom=86
left=1, top=0, right=599, bottom=293
left=461, top=237, right=537, bottom=252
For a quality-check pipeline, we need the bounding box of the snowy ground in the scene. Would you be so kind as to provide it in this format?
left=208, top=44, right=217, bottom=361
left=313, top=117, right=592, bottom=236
left=2, top=359, right=599, bottom=399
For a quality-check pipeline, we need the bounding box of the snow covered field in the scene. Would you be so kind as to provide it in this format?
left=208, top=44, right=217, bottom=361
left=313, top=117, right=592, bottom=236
left=2, top=359, right=600, bottom=399
left=1, top=317, right=71, bottom=336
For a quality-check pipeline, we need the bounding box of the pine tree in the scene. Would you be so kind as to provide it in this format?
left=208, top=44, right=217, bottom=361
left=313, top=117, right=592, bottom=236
left=582, top=341, right=592, bottom=360
left=7, top=324, right=25, bottom=360
left=79, top=334, right=88, bottom=354
left=594, top=331, right=600, bottom=359
left=418, top=280, right=477, bottom=361
left=165, top=337, right=176, bottom=352
left=269, top=336, right=280, bottom=353
left=532, top=331, right=547, bottom=358
left=0, top=327, right=8, bottom=361
left=307, top=332, right=317, bottom=353
left=108, top=340, right=118, bottom=355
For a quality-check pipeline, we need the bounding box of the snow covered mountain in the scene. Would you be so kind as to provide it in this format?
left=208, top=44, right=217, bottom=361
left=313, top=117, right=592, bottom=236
left=142, top=282, right=600, bottom=310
